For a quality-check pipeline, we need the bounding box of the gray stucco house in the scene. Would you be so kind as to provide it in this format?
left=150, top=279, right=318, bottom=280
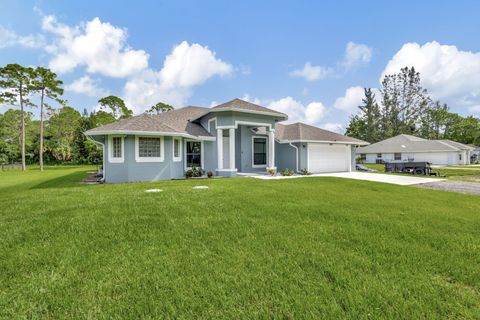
left=85, top=98, right=368, bottom=183
left=357, top=134, right=475, bottom=165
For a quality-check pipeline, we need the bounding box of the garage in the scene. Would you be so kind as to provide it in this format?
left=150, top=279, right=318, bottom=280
left=308, top=143, right=351, bottom=173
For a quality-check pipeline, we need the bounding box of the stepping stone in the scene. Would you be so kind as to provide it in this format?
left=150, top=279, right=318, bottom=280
left=192, top=186, right=209, bottom=189
left=144, top=189, right=163, bottom=193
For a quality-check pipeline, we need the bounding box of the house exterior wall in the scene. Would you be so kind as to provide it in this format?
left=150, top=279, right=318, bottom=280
left=361, top=151, right=464, bottom=165
left=239, top=125, right=269, bottom=172
left=275, top=142, right=297, bottom=172
left=104, top=135, right=185, bottom=183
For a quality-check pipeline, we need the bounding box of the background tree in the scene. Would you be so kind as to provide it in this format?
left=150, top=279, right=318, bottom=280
left=98, top=95, right=133, bottom=119
left=31, top=67, right=64, bottom=171
left=0, top=64, right=35, bottom=170
left=147, top=102, right=174, bottom=114
left=45, top=106, right=82, bottom=161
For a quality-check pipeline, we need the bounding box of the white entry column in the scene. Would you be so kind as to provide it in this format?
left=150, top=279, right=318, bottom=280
left=217, top=128, right=223, bottom=170
left=229, top=128, right=235, bottom=170
left=267, top=129, right=276, bottom=170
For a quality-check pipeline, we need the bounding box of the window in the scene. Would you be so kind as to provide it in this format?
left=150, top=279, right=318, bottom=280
left=253, top=137, right=267, bottom=166
left=459, top=153, right=462, bottom=161
left=135, top=136, right=164, bottom=162
left=139, top=137, right=161, bottom=157
left=109, top=136, right=124, bottom=163
left=186, top=141, right=202, bottom=168
left=112, top=137, right=122, bottom=158
left=377, top=153, right=382, bottom=158
left=173, top=137, right=181, bottom=161
left=394, top=153, right=401, bottom=160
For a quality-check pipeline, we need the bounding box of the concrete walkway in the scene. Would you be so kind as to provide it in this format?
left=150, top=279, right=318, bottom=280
left=251, top=171, right=444, bottom=186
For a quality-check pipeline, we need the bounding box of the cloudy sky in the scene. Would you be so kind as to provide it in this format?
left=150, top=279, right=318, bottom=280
left=1, top=1, right=480, bottom=132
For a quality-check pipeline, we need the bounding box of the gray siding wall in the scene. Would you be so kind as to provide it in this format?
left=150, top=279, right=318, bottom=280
left=104, top=135, right=185, bottom=183
left=239, top=125, right=269, bottom=172
left=275, top=142, right=298, bottom=172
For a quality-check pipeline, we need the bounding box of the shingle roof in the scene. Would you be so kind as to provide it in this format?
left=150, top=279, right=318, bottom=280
left=210, top=98, right=287, bottom=118
left=274, top=122, right=368, bottom=145
left=85, top=106, right=213, bottom=138
left=358, top=134, right=474, bottom=153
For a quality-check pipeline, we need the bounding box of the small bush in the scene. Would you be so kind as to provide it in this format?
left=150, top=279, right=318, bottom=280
left=300, top=168, right=311, bottom=175
left=281, top=168, right=295, bottom=176
left=207, top=171, right=213, bottom=178
left=186, top=166, right=204, bottom=178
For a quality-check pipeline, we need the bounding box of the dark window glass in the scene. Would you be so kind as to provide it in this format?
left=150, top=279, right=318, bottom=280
left=394, top=153, right=401, bottom=160
left=253, top=138, right=267, bottom=165
left=377, top=153, right=382, bottom=158
left=186, top=141, right=201, bottom=167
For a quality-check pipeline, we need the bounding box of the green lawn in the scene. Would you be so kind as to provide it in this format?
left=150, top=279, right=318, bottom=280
left=1, top=166, right=480, bottom=319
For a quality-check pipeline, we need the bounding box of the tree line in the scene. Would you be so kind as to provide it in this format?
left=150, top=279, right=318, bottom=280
left=346, top=67, right=480, bottom=145
left=0, top=63, right=174, bottom=170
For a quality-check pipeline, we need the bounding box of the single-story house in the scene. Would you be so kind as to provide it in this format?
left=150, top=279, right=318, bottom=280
left=85, top=98, right=368, bottom=183
left=357, top=134, right=475, bottom=165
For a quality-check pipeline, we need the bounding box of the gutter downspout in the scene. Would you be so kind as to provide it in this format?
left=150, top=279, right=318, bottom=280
left=288, top=142, right=299, bottom=173
left=85, top=134, right=106, bottom=183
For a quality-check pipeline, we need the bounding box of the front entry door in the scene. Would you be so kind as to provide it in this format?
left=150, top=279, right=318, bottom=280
left=223, top=137, right=230, bottom=168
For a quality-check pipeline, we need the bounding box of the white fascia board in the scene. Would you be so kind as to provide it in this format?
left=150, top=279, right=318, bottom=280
left=190, top=108, right=288, bottom=122
left=84, top=130, right=215, bottom=141
left=278, top=139, right=369, bottom=146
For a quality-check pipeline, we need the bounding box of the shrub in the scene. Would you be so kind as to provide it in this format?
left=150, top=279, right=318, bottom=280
left=207, top=171, right=213, bottom=178
left=281, top=168, right=295, bottom=176
left=300, top=168, right=311, bottom=175
left=186, top=166, right=204, bottom=178
left=266, top=167, right=276, bottom=176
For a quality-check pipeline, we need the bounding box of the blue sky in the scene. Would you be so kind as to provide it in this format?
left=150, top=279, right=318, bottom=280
left=1, top=0, right=480, bottom=132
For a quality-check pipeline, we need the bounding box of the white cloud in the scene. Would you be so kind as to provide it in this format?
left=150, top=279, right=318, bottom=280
left=469, top=105, right=480, bottom=114
left=41, top=15, right=149, bottom=78
left=65, top=76, right=109, bottom=97
left=382, top=41, right=480, bottom=112
left=290, top=62, right=332, bottom=81
left=266, top=96, right=326, bottom=125
left=341, top=42, right=372, bottom=69
left=123, top=41, right=233, bottom=112
left=321, top=123, right=344, bottom=134
left=0, top=25, right=45, bottom=48
left=333, top=86, right=364, bottom=113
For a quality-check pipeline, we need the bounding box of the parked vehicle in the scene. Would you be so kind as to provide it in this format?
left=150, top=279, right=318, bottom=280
left=384, top=161, right=433, bottom=175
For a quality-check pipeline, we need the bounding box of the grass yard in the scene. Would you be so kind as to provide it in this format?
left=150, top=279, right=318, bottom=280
left=1, top=166, right=480, bottom=319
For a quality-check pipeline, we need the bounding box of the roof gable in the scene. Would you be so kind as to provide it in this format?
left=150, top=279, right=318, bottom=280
left=210, top=98, right=287, bottom=118
left=358, top=134, right=472, bottom=153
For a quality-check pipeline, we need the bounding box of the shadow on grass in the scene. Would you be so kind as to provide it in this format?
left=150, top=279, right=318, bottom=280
left=30, top=170, right=91, bottom=190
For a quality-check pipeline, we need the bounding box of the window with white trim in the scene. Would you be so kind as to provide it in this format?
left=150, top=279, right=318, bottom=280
left=173, top=137, right=181, bottom=161
left=139, top=137, right=162, bottom=157
left=394, top=153, right=401, bottom=160
left=253, top=137, right=267, bottom=166
left=112, top=137, right=122, bottom=158
left=186, top=141, right=202, bottom=168
left=377, top=153, right=382, bottom=158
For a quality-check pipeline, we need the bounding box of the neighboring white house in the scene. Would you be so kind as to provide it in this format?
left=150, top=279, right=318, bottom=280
left=357, top=134, right=475, bottom=165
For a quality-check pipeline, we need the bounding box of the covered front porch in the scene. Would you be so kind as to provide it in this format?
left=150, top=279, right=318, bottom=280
left=215, top=124, right=276, bottom=177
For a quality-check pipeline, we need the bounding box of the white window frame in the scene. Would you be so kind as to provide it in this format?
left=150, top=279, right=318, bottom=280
left=252, top=136, right=268, bottom=168
left=172, top=137, right=182, bottom=162
left=184, top=139, right=204, bottom=170
left=394, top=153, right=401, bottom=160
left=108, top=135, right=124, bottom=163
left=377, top=153, right=382, bottom=158
left=135, top=136, right=164, bottom=162
left=207, top=117, right=217, bottom=133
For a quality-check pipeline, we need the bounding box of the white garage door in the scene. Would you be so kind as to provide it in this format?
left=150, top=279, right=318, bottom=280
left=308, top=143, right=350, bottom=173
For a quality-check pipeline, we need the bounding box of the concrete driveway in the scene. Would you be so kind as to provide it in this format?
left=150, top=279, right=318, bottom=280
left=252, top=171, right=444, bottom=186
